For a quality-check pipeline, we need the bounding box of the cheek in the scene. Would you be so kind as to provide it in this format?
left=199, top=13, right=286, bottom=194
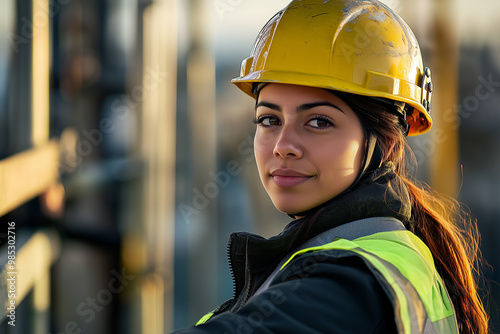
left=254, top=128, right=276, bottom=148
left=254, top=132, right=273, bottom=174
left=320, top=138, right=363, bottom=174
left=345, top=140, right=364, bottom=168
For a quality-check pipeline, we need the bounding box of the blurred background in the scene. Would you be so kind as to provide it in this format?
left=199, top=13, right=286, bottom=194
left=0, top=0, right=499, bottom=333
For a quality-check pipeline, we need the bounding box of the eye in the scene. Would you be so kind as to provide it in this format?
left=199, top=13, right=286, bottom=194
left=255, top=115, right=281, bottom=127
left=307, top=116, right=333, bottom=129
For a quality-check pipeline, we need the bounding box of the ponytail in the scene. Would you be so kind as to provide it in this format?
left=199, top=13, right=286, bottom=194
left=402, top=174, right=487, bottom=333
left=336, top=92, right=489, bottom=334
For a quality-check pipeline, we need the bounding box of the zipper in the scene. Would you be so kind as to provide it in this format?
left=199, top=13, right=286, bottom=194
left=242, top=270, right=252, bottom=306
left=227, top=237, right=238, bottom=299
left=238, top=237, right=254, bottom=310
left=226, top=235, right=254, bottom=312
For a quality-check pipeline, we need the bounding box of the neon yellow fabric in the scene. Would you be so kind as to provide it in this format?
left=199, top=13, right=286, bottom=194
left=196, top=311, right=215, bottom=326
left=196, top=230, right=458, bottom=332
left=281, top=230, right=457, bottom=333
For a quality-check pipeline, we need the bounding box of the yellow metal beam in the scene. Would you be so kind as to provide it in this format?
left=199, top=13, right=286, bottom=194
left=31, top=0, right=51, bottom=147
left=2, top=230, right=60, bottom=319
left=139, top=0, right=178, bottom=332
left=0, top=140, right=59, bottom=217
left=186, top=0, right=218, bottom=321
left=141, top=273, right=165, bottom=334
left=429, top=0, right=460, bottom=197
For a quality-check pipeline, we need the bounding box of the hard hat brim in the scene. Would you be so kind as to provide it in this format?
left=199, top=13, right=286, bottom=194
left=232, top=70, right=432, bottom=136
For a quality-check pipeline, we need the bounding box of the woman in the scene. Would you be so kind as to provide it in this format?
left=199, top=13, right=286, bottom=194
left=173, top=0, right=488, bottom=333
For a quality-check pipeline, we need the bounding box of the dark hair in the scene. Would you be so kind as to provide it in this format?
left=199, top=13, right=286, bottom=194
left=334, top=91, right=489, bottom=334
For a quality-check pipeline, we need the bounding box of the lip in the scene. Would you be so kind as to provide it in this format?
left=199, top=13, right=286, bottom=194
left=270, top=168, right=313, bottom=188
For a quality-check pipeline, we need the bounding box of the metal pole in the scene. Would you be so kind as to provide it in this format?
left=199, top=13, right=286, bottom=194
left=141, top=0, right=178, bottom=331
left=186, top=0, right=218, bottom=322
left=429, top=0, right=460, bottom=197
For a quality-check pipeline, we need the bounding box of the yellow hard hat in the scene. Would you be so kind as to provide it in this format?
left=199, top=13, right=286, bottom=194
left=232, top=0, right=433, bottom=136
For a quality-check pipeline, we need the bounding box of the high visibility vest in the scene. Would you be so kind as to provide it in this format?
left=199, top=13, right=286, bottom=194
left=279, top=229, right=459, bottom=333
left=198, top=223, right=459, bottom=333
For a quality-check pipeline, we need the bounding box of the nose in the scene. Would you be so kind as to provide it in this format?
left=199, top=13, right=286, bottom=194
left=273, top=125, right=303, bottom=159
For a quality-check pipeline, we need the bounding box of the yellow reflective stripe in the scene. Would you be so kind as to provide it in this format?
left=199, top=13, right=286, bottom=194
left=196, top=311, right=215, bottom=326
left=352, top=248, right=413, bottom=333
left=354, top=232, right=455, bottom=322
left=279, top=231, right=457, bottom=333
left=280, top=238, right=359, bottom=270
left=280, top=239, right=414, bottom=332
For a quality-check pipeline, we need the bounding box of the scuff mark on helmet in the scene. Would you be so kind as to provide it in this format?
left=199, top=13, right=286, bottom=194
left=369, top=11, right=387, bottom=22
left=312, top=12, right=329, bottom=18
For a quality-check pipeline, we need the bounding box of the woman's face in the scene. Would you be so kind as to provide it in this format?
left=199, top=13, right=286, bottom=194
left=254, top=84, right=365, bottom=214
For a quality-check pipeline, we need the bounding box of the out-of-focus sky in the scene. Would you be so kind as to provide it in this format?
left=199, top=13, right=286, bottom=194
left=457, top=0, right=500, bottom=46
left=213, top=1, right=291, bottom=54
left=203, top=0, right=500, bottom=60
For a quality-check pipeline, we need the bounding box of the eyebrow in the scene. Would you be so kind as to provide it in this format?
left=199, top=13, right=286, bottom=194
left=255, top=101, right=345, bottom=113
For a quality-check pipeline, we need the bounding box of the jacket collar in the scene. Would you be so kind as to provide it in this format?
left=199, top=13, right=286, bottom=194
left=227, top=162, right=411, bottom=299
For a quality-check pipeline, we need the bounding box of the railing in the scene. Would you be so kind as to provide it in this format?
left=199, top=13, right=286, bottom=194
left=0, top=230, right=60, bottom=326
left=0, top=141, right=61, bottom=329
left=0, top=141, right=60, bottom=217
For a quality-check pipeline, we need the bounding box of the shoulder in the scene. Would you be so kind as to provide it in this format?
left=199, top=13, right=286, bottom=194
left=273, top=248, right=385, bottom=295
left=266, top=251, right=397, bottom=333
left=179, top=250, right=398, bottom=333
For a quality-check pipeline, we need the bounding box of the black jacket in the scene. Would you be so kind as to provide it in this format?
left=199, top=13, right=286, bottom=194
left=173, top=163, right=409, bottom=333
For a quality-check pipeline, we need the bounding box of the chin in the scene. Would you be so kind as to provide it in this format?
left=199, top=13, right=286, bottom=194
left=272, top=199, right=318, bottom=216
